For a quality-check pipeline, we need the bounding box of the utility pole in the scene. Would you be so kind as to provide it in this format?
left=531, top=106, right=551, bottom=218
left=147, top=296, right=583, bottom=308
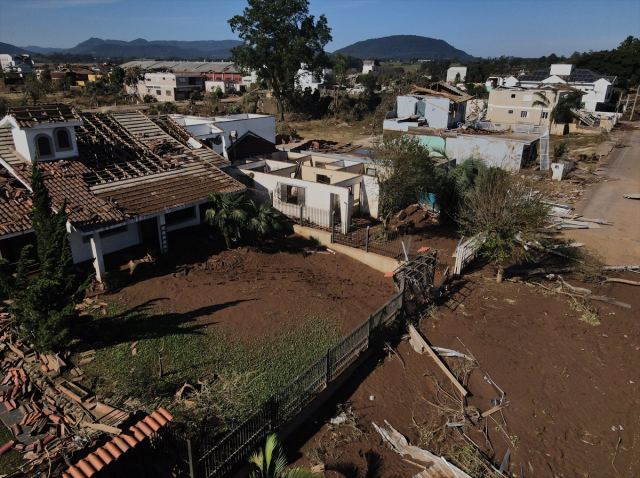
left=630, top=87, right=639, bottom=121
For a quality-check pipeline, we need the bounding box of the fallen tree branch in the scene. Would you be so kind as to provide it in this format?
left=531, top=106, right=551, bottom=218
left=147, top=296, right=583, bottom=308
left=605, top=278, right=640, bottom=286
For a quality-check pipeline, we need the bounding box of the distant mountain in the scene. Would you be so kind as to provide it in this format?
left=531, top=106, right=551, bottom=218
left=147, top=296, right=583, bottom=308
left=0, top=42, right=37, bottom=56
left=334, top=35, right=475, bottom=62
left=14, top=38, right=243, bottom=60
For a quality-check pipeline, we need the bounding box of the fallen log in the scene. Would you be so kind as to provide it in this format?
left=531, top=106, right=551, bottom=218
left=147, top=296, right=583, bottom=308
left=605, top=278, right=640, bottom=286
left=590, top=296, right=631, bottom=309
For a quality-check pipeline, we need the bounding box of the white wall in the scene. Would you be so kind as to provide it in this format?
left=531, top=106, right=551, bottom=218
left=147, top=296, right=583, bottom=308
left=68, top=224, right=141, bottom=264
left=12, top=125, right=79, bottom=162
left=446, top=67, right=467, bottom=83
left=361, top=175, right=379, bottom=218
left=447, top=135, right=525, bottom=172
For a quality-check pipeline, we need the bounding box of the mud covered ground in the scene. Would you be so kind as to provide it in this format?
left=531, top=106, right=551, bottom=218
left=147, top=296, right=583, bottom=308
left=288, top=267, right=640, bottom=478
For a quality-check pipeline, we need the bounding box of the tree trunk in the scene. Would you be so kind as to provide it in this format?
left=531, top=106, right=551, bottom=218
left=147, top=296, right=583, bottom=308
left=275, top=96, right=285, bottom=122
left=224, top=235, right=231, bottom=249
left=496, top=266, right=504, bottom=283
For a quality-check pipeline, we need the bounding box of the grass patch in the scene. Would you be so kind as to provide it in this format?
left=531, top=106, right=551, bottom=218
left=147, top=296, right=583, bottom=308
left=579, top=311, right=601, bottom=326
left=0, top=424, right=23, bottom=475
left=80, top=301, right=340, bottom=433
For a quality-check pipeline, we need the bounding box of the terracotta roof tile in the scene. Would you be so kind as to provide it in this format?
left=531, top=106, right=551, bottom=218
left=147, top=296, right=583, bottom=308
left=61, top=408, right=173, bottom=478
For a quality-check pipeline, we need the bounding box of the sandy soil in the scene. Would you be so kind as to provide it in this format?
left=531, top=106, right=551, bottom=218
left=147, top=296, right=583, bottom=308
left=108, top=234, right=397, bottom=338
left=288, top=267, right=640, bottom=478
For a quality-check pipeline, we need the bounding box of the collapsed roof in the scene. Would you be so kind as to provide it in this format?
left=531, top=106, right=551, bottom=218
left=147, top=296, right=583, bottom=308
left=0, top=106, right=244, bottom=236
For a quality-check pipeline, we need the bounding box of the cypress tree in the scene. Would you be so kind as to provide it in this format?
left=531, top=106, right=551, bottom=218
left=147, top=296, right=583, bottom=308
left=0, top=158, right=90, bottom=352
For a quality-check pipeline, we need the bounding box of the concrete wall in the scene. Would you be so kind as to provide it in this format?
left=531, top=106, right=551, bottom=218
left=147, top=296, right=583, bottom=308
left=447, top=67, right=467, bottom=83
left=395, top=96, right=460, bottom=129
left=299, top=165, right=361, bottom=184
left=487, top=88, right=564, bottom=127
left=446, top=135, right=525, bottom=172
left=68, top=225, right=141, bottom=264
left=11, top=125, right=79, bottom=162
left=361, top=175, right=379, bottom=218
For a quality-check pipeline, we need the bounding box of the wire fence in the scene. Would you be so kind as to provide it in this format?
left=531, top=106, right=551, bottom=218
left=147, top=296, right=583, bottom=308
left=273, top=198, right=338, bottom=232
left=150, top=285, right=405, bottom=478
left=333, top=222, right=414, bottom=261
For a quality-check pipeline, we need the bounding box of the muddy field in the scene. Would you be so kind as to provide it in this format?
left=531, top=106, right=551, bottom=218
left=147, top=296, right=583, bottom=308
left=288, top=267, right=640, bottom=478
left=108, top=233, right=397, bottom=338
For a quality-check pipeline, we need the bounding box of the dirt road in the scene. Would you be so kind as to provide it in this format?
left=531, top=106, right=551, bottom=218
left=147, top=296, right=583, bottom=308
left=563, top=127, right=640, bottom=265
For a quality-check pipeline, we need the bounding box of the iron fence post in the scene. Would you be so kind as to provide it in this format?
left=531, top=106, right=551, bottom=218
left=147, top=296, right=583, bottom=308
left=365, top=226, right=370, bottom=253
left=330, top=211, right=335, bottom=244
left=187, top=438, right=197, bottom=478
left=299, top=205, right=303, bottom=226
left=325, top=349, right=331, bottom=384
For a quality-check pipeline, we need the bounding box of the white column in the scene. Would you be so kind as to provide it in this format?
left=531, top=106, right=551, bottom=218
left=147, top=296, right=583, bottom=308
left=90, top=233, right=105, bottom=283
left=157, top=214, right=168, bottom=254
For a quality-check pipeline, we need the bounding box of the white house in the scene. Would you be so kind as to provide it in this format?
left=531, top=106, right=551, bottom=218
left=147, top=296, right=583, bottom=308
left=362, top=60, right=394, bottom=78
left=518, top=64, right=617, bottom=112
left=205, top=80, right=237, bottom=95
left=127, top=72, right=203, bottom=101
left=165, top=113, right=276, bottom=161
left=446, top=67, right=467, bottom=84
left=485, top=76, right=518, bottom=90
left=0, top=105, right=243, bottom=281
left=384, top=83, right=472, bottom=131
left=0, top=54, right=34, bottom=76
left=229, top=151, right=381, bottom=232
left=296, top=64, right=330, bottom=93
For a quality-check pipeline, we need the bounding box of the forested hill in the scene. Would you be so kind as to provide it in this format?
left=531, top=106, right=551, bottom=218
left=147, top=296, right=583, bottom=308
left=333, top=35, right=475, bottom=61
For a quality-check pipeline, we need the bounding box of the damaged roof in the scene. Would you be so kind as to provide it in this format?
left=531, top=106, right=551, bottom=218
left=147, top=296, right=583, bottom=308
left=61, top=408, right=173, bottom=478
left=0, top=166, right=32, bottom=237
left=0, top=109, right=244, bottom=234
left=410, top=82, right=473, bottom=103
left=6, top=103, right=82, bottom=128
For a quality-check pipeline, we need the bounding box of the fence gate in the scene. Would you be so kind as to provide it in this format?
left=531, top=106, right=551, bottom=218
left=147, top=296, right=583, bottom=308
left=392, top=250, right=438, bottom=316
left=453, top=234, right=484, bottom=278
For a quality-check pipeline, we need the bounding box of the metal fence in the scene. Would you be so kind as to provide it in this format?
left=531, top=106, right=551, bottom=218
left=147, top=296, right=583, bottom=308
left=273, top=198, right=336, bottom=232
left=151, top=286, right=405, bottom=478
left=333, top=222, right=414, bottom=261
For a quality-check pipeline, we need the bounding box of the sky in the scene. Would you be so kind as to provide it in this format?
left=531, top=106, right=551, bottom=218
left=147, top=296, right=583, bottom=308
left=0, top=0, right=638, bottom=58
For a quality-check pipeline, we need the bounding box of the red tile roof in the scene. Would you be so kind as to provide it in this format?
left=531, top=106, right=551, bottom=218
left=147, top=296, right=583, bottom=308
left=61, top=408, right=173, bottom=478
left=0, top=109, right=244, bottom=234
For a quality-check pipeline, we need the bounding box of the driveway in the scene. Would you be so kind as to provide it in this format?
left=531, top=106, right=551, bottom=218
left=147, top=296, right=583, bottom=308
left=563, top=127, right=640, bottom=265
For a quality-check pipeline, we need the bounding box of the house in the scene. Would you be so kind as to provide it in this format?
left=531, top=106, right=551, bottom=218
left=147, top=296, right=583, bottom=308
left=362, top=60, right=394, bottom=78
left=157, top=113, right=276, bottom=161
left=0, top=105, right=244, bottom=281
left=485, top=76, right=518, bottom=90
left=205, top=80, right=238, bottom=95
left=127, top=72, right=203, bottom=101
left=383, top=83, right=472, bottom=132
left=518, top=64, right=617, bottom=112
left=296, top=64, right=330, bottom=93
left=408, top=124, right=543, bottom=172
left=0, top=54, right=34, bottom=76
left=446, top=67, right=467, bottom=84
left=486, top=86, right=583, bottom=128
left=228, top=151, right=381, bottom=232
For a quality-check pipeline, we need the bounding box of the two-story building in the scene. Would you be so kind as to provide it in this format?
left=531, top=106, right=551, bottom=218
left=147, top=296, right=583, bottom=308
left=128, top=72, right=203, bottom=101
left=518, top=64, right=617, bottom=112
left=383, top=82, right=472, bottom=132
left=362, top=60, right=394, bottom=78
left=0, top=54, right=34, bottom=76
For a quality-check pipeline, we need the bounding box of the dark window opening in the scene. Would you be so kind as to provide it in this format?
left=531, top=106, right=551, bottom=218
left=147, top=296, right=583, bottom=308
left=188, top=77, right=197, bottom=85
left=165, top=207, right=196, bottom=226
left=156, top=89, right=161, bottom=95
left=316, top=174, right=330, bottom=184
left=36, top=135, right=53, bottom=158
left=281, top=184, right=305, bottom=205
left=83, top=224, right=129, bottom=243
left=511, top=94, right=516, bottom=98
left=508, top=110, right=514, bottom=114
left=55, top=129, right=71, bottom=150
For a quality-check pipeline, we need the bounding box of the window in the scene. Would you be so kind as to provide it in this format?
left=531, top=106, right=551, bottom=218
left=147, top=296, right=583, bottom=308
left=179, top=77, right=186, bottom=83
left=541, top=112, right=549, bottom=119
left=166, top=90, right=171, bottom=96
left=155, top=89, right=161, bottom=95
left=511, top=94, right=516, bottom=98
left=34, top=134, right=54, bottom=159
left=82, top=225, right=129, bottom=243
left=165, top=207, right=196, bottom=226
left=316, top=174, right=330, bottom=184
left=508, top=110, right=514, bottom=114
left=280, top=184, right=305, bottom=205
left=54, top=128, right=72, bottom=151
left=520, top=111, right=529, bottom=118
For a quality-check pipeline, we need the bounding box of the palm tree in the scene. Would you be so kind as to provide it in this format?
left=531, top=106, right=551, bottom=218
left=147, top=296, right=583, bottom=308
left=247, top=200, right=282, bottom=251
left=249, top=434, right=318, bottom=478
left=550, top=91, right=582, bottom=125
left=205, top=192, right=248, bottom=249
left=532, top=90, right=555, bottom=125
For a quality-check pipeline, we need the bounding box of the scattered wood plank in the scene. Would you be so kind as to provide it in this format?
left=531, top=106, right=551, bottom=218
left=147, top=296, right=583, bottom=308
left=590, top=296, right=631, bottom=309
left=408, top=325, right=468, bottom=397
left=481, top=405, right=506, bottom=418
left=605, top=278, right=640, bottom=286
left=79, top=421, right=122, bottom=435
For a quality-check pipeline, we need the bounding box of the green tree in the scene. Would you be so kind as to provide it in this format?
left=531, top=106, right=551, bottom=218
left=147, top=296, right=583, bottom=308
left=205, top=192, right=248, bottom=249
left=0, top=98, right=9, bottom=117
left=373, top=136, right=436, bottom=226
left=23, top=75, right=51, bottom=105
left=228, top=0, right=332, bottom=121
left=247, top=200, right=281, bottom=250
left=124, top=66, right=145, bottom=100
left=110, top=66, right=125, bottom=90
left=458, top=168, right=550, bottom=283
left=0, top=159, right=90, bottom=351
left=551, top=91, right=582, bottom=124
left=249, top=434, right=318, bottom=478
left=331, top=52, right=351, bottom=115
left=531, top=90, right=556, bottom=125
left=358, top=73, right=377, bottom=97
left=434, top=156, right=486, bottom=224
